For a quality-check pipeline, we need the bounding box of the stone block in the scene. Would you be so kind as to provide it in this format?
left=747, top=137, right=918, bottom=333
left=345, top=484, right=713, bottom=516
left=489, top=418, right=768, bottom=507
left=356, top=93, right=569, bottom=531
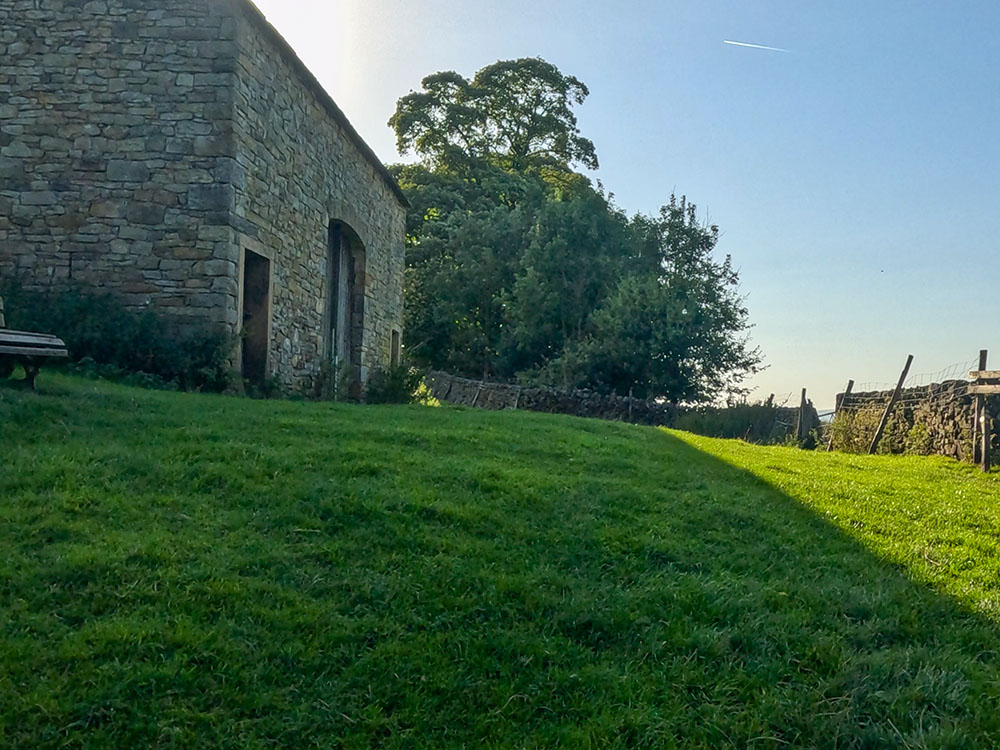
left=2, top=141, right=31, bottom=158
left=20, top=191, right=59, bottom=206
left=0, top=156, right=25, bottom=179
left=106, top=159, right=150, bottom=182
left=126, top=202, right=166, bottom=225
left=90, top=199, right=127, bottom=218
left=193, top=135, right=229, bottom=156
left=188, top=184, right=232, bottom=211
left=195, top=258, right=235, bottom=276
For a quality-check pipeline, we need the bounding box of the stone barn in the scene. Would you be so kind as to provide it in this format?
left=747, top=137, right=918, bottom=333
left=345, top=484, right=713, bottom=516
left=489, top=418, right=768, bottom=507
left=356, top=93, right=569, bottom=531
left=0, top=0, right=406, bottom=391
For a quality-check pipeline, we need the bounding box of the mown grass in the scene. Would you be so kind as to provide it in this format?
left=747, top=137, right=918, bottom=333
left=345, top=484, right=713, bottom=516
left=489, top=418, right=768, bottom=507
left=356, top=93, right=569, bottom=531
left=2, top=375, right=1000, bottom=748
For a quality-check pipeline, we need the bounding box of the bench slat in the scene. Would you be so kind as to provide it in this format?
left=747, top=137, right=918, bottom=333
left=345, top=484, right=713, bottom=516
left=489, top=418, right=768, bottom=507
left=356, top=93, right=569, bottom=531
left=0, top=330, right=65, bottom=346
left=0, top=345, right=69, bottom=358
left=1, top=328, right=63, bottom=337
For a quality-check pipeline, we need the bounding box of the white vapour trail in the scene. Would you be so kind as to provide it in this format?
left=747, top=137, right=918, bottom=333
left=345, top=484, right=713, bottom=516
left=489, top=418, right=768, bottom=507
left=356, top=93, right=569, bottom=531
left=723, top=40, right=789, bottom=53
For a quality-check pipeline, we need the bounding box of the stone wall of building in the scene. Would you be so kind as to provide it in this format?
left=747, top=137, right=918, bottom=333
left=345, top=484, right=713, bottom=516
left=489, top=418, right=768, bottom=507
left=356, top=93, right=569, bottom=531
left=229, top=3, right=406, bottom=391
left=0, top=0, right=239, bottom=333
left=1, top=0, right=406, bottom=391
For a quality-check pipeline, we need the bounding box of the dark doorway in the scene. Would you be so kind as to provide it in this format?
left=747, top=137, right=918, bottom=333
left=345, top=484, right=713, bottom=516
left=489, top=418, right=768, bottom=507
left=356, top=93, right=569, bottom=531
left=327, top=222, right=366, bottom=394
left=241, top=249, right=270, bottom=383
left=327, top=223, right=352, bottom=370
left=391, top=329, right=401, bottom=367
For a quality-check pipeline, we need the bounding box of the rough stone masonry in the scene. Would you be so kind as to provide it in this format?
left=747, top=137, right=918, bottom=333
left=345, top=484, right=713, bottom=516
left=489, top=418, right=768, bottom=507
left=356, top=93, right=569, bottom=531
left=0, top=0, right=406, bottom=391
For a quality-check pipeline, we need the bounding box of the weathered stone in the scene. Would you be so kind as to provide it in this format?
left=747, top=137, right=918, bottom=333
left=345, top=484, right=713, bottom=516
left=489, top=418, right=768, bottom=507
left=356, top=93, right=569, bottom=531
left=106, top=159, right=150, bottom=182
left=90, top=199, right=128, bottom=218
left=192, top=135, right=228, bottom=156
left=20, top=191, right=59, bottom=205
left=195, top=258, right=235, bottom=276
left=187, top=183, right=232, bottom=211
left=0, top=156, right=25, bottom=179
left=126, top=202, right=166, bottom=225
left=2, top=141, right=31, bottom=157
left=0, top=0, right=405, bottom=394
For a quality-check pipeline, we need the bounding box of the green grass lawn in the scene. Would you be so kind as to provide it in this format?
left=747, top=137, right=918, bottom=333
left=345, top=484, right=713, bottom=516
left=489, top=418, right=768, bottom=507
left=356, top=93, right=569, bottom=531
left=3, top=375, right=1000, bottom=748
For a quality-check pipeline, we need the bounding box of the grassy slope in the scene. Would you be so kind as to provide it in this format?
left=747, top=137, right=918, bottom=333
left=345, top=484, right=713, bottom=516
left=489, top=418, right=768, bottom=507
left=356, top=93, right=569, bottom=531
left=2, top=376, right=1000, bottom=748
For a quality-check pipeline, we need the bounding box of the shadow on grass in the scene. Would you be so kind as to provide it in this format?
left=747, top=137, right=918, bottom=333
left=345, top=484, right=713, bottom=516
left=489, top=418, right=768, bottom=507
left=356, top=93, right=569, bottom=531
left=2, top=381, right=1000, bottom=748
left=600, top=430, right=1000, bottom=747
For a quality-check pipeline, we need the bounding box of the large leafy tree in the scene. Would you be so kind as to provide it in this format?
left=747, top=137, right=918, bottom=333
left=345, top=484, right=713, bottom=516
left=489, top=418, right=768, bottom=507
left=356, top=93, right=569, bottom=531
left=540, top=198, right=762, bottom=401
left=500, top=189, right=632, bottom=376
left=389, top=58, right=598, bottom=174
left=389, top=59, right=761, bottom=402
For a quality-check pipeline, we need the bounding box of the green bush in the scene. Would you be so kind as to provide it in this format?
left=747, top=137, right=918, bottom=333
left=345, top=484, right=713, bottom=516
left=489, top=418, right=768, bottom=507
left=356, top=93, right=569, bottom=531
left=364, top=363, right=424, bottom=404
left=675, top=401, right=791, bottom=444
left=311, top=361, right=356, bottom=402
left=827, top=406, right=905, bottom=454
left=1, top=281, right=235, bottom=392
left=905, top=421, right=934, bottom=455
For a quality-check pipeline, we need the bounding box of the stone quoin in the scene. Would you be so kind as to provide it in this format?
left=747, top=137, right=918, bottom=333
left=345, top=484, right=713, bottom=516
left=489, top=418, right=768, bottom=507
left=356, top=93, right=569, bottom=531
left=0, top=0, right=406, bottom=391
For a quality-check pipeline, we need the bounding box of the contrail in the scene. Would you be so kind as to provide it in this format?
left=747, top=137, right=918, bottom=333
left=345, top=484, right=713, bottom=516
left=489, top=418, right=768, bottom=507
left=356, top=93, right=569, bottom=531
left=723, top=39, right=789, bottom=53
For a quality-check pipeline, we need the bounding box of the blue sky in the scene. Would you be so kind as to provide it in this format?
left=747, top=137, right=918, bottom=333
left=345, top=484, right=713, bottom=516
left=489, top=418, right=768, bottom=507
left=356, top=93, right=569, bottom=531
left=253, top=0, right=1000, bottom=408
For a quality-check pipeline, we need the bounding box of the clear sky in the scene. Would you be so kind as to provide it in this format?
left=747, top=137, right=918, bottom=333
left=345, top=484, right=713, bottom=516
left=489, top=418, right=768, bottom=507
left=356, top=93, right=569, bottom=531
left=252, top=0, right=1000, bottom=408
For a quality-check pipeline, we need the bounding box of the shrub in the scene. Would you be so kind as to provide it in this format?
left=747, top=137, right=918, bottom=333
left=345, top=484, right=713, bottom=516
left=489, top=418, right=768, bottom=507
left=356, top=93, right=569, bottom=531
left=311, top=361, right=356, bottom=402
left=675, top=401, right=790, bottom=444
left=827, top=407, right=898, bottom=454
left=1, top=281, right=235, bottom=392
left=905, top=421, right=934, bottom=455
left=364, top=363, right=424, bottom=404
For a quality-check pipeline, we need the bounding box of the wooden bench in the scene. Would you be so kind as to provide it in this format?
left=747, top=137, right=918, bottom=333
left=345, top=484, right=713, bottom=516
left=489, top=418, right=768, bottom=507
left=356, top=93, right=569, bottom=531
left=0, top=296, right=69, bottom=389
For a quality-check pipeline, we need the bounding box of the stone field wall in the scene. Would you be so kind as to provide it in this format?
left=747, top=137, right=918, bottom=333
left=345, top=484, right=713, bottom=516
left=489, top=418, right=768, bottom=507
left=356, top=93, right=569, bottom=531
left=426, top=371, right=678, bottom=425
left=834, top=380, right=1000, bottom=460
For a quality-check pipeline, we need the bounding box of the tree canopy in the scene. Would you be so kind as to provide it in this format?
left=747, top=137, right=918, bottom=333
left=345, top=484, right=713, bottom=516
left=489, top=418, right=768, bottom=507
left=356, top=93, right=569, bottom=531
left=389, top=58, right=761, bottom=403
left=389, top=57, right=598, bottom=174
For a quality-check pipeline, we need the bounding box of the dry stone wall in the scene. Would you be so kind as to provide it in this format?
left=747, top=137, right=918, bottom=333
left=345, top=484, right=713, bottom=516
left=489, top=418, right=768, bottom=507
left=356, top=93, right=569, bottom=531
left=428, top=372, right=824, bottom=442
left=426, top=371, right=678, bottom=425
left=835, top=380, right=1000, bottom=460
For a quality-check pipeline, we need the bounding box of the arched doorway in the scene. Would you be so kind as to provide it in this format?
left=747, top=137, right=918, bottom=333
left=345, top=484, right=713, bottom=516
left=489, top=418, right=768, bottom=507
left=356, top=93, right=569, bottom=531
left=326, top=221, right=366, bottom=392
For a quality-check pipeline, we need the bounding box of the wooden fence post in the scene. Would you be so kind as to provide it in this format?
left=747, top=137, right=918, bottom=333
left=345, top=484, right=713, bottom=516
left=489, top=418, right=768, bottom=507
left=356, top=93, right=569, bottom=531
left=796, top=388, right=808, bottom=443
left=827, top=379, right=854, bottom=451
left=981, top=399, right=992, bottom=472
left=973, top=350, right=988, bottom=464
left=868, top=354, right=913, bottom=455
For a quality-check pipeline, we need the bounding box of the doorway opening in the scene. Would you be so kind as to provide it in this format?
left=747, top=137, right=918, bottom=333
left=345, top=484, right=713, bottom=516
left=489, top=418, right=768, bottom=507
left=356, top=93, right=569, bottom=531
left=241, top=249, right=270, bottom=383
left=327, top=221, right=366, bottom=393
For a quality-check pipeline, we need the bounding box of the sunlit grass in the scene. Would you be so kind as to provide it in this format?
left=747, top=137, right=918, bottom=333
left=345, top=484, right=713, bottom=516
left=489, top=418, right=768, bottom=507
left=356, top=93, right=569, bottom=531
left=2, top=375, right=999, bottom=748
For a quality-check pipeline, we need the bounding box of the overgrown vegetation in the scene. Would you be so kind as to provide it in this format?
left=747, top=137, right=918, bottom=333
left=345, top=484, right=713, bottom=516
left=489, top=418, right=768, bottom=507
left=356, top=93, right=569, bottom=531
left=0, top=281, right=234, bottom=391
left=675, top=398, right=791, bottom=444
left=390, top=58, right=761, bottom=403
left=4, top=375, right=1000, bottom=747
left=364, top=362, right=425, bottom=404
left=829, top=405, right=948, bottom=456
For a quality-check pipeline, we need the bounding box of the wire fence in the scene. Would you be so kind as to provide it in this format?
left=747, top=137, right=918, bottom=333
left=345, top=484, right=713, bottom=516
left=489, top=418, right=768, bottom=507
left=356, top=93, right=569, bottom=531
left=845, top=355, right=980, bottom=408
left=823, top=351, right=999, bottom=462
